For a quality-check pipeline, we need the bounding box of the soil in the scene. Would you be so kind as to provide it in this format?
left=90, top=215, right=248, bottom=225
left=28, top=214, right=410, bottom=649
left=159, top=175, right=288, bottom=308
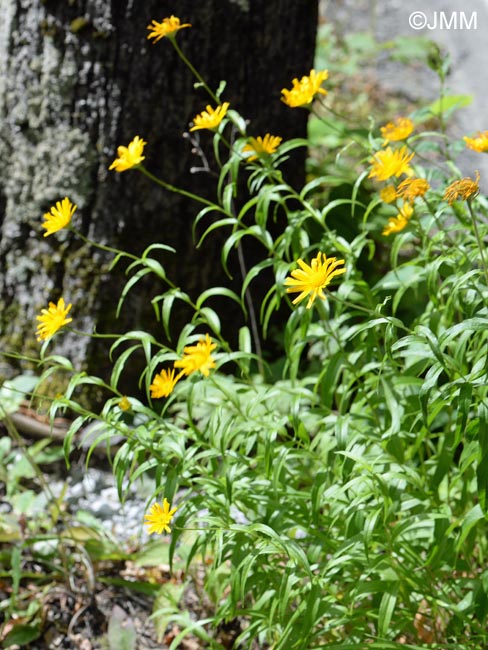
left=0, top=413, right=253, bottom=650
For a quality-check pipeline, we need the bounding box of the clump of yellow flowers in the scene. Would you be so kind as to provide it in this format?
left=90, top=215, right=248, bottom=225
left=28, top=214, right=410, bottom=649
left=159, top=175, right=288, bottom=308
left=109, top=135, right=147, bottom=172
left=147, top=16, right=191, bottom=42
left=281, top=69, right=329, bottom=108
left=36, top=298, right=73, bottom=341
left=443, top=171, right=480, bottom=205
left=42, top=197, right=77, bottom=237
left=190, top=103, right=230, bottom=131
left=284, top=252, right=346, bottom=310
left=144, top=498, right=178, bottom=535
left=150, top=333, right=217, bottom=399
left=243, top=134, right=282, bottom=161
left=382, top=203, right=413, bottom=237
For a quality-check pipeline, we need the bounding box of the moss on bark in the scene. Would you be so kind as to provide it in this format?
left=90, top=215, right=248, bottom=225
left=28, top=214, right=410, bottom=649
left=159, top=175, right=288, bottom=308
left=0, top=0, right=318, bottom=400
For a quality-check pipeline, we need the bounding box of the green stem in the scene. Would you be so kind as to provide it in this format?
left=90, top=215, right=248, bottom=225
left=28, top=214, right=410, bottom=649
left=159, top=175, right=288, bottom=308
left=405, top=142, right=450, bottom=176
left=70, top=227, right=138, bottom=262
left=0, top=350, right=43, bottom=364
left=67, top=327, right=152, bottom=342
left=138, top=165, right=220, bottom=210
left=467, top=201, right=488, bottom=286
left=326, top=292, right=411, bottom=333
left=422, top=197, right=467, bottom=257
left=237, top=248, right=264, bottom=377
left=0, top=405, right=77, bottom=581
left=438, top=72, right=447, bottom=140
left=316, top=301, right=384, bottom=430
left=315, top=100, right=367, bottom=150
left=170, top=37, right=219, bottom=104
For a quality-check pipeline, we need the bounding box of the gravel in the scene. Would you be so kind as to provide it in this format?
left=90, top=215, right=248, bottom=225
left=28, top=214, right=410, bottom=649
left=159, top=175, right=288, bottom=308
left=50, top=464, right=152, bottom=546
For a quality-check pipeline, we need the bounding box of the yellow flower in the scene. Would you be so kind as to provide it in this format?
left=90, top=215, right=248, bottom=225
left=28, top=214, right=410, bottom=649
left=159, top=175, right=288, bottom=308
left=144, top=498, right=178, bottom=535
left=243, top=134, right=282, bottom=161
left=369, top=146, right=414, bottom=182
left=174, top=333, right=217, bottom=377
left=281, top=69, right=329, bottom=108
left=380, top=117, right=414, bottom=144
left=463, top=131, right=488, bottom=153
left=443, top=171, right=480, bottom=205
left=284, top=252, right=346, bottom=310
left=118, top=396, right=131, bottom=411
left=36, top=297, right=72, bottom=341
left=396, top=177, right=430, bottom=203
left=109, top=135, right=147, bottom=172
left=147, top=16, right=191, bottom=43
left=42, top=197, right=77, bottom=237
left=380, top=186, right=398, bottom=203
left=382, top=203, right=413, bottom=236
left=190, top=103, right=230, bottom=131
left=150, top=368, right=181, bottom=399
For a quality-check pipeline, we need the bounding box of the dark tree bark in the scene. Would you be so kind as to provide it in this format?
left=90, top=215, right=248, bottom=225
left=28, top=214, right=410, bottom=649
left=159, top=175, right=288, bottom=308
left=0, top=0, right=318, bottom=390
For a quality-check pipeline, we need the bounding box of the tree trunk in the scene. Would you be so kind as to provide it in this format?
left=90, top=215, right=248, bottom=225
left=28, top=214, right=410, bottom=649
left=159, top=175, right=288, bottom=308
left=0, top=0, right=318, bottom=393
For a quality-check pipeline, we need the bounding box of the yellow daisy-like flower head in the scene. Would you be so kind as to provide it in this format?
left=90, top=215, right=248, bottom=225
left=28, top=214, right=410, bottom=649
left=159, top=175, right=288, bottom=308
left=284, top=252, right=346, bottom=310
left=382, top=203, right=413, bottom=236
left=281, top=69, right=329, bottom=108
left=118, top=396, right=131, bottom=411
left=42, top=197, right=77, bottom=237
left=147, top=16, right=191, bottom=43
left=243, top=134, right=283, bottom=162
left=396, top=177, right=430, bottom=203
left=144, top=498, right=178, bottom=535
left=150, top=368, right=181, bottom=399
left=443, top=171, right=480, bottom=205
left=380, top=117, right=414, bottom=145
left=109, top=135, right=147, bottom=172
left=36, top=297, right=72, bottom=341
left=174, top=333, right=217, bottom=377
left=190, top=103, right=230, bottom=132
left=463, top=131, right=488, bottom=153
left=369, top=146, right=414, bottom=182
left=379, top=186, right=398, bottom=203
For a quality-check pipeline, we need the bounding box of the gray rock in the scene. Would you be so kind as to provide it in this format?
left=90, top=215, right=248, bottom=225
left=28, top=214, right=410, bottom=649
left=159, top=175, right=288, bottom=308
left=323, top=0, right=488, bottom=188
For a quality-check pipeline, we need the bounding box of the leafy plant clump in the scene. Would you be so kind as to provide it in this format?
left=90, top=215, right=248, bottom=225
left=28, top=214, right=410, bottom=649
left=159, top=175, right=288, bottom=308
left=2, top=13, right=488, bottom=650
